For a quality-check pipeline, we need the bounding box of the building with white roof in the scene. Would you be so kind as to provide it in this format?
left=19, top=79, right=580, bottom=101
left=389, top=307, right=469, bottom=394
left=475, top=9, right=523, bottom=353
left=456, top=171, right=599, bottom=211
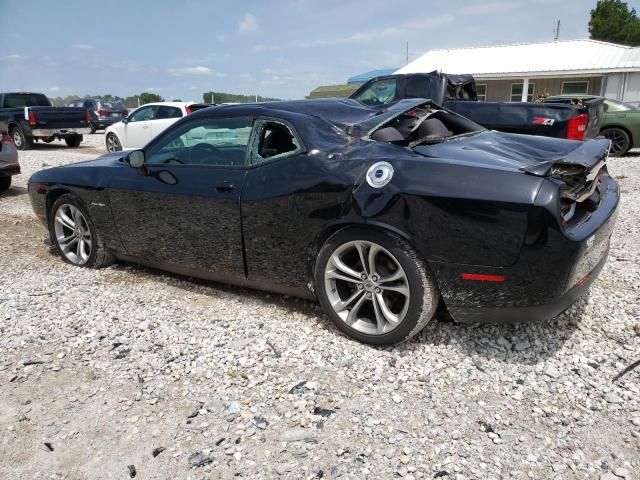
left=395, top=39, right=640, bottom=104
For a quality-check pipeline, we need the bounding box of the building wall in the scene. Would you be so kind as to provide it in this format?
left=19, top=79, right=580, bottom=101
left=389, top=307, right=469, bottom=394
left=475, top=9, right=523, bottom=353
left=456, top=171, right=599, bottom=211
left=480, top=76, right=603, bottom=102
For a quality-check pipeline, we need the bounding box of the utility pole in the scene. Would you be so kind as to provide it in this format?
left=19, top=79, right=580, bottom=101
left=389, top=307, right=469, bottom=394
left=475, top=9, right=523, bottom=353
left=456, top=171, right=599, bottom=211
left=406, top=40, right=409, bottom=65
left=211, top=93, right=214, bottom=104
left=554, top=20, right=561, bottom=41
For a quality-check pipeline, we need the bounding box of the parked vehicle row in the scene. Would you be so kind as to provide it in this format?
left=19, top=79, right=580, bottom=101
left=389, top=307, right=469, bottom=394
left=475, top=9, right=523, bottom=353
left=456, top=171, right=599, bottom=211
left=28, top=98, right=619, bottom=345
left=0, top=92, right=90, bottom=150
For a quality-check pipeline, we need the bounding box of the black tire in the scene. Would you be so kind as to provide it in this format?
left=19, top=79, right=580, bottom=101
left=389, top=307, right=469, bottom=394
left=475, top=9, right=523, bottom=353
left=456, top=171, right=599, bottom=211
left=48, top=194, right=114, bottom=268
left=601, top=127, right=631, bottom=157
left=314, top=227, right=439, bottom=346
left=65, top=135, right=83, bottom=148
left=106, top=132, right=122, bottom=152
left=10, top=126, right=33, bottom=150
left=0, top=176, right=11, bottom=191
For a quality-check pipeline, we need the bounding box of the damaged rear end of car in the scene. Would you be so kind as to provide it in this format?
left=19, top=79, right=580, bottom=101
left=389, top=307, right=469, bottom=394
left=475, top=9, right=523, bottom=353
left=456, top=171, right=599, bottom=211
left=355, top=101, right=619, bottom=323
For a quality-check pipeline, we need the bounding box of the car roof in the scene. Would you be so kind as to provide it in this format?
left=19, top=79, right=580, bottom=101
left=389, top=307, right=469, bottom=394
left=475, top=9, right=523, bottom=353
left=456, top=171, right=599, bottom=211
left=139, top=101, right=194, bottom=108
left=188, top=98, right=430, bottom=130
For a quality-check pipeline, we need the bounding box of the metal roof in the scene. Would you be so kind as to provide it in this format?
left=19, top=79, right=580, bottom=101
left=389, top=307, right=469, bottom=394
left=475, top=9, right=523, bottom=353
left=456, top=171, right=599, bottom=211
left=395, top=39, right=640, bottom=78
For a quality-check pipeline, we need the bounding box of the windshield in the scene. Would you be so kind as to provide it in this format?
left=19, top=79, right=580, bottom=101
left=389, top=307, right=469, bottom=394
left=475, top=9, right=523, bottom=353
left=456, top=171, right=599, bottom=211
left=3, top=93, right=51, bottom=108
left=100, top=101, right=124, bottom=110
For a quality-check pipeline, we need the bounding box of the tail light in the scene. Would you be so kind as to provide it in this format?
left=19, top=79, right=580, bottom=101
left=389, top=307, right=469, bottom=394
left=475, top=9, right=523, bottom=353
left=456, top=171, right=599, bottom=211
left=566, top=113, right=588, bottom=141
left=85, top=110, right=91, bottom=124
left=185, top=105, right=192, bottom=114
left=28, top=111, right=37, bottom=126
left=97, top=109, right=108, bottom=116
left=122, top=109, right=128, bottom=117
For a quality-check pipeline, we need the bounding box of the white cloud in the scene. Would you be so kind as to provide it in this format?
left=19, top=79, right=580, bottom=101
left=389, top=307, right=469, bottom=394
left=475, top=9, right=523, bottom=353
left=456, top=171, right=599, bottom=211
left=2, top=53, right=27, bottom=61
left=72, top=43, right=94, bottom=50
left=239, top=13, right=258, bottom=33
left=49, top=87, right=61, bottom=92
left=169, top=66, right=223, bottom=76
left=462, top=1, right=521, bottom=15
left=238, top=73, right=252, bottom=79
left=289, top=14, right=453, bottom=48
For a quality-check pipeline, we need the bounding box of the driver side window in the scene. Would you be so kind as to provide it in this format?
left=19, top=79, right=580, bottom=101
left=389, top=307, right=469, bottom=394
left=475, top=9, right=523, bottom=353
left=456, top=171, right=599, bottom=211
left=353, top=78, right=397, bottom=106
left=129, top=105, right=157, bottom=122
left=145, top=117, right=253, bottom=167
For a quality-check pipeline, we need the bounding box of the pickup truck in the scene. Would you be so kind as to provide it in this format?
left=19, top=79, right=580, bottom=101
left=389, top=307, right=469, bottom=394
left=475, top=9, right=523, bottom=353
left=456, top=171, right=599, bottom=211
left=349, top=72, right=604, bottom=141
left=0, top=92, right=91, bottom=150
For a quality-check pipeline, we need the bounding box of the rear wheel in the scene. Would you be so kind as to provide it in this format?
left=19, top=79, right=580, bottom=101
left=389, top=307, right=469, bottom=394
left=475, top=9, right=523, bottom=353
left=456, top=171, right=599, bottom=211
left=601, top=127, right=631, bottom=156
left=0, top=176, right=11, bottom=191
left=106, top=133, right=122, bottom=152
left=315, top=227, right=439, bottom=345
left=49, top=194, right=114, bottom=268
left=65, top=135, right=83, bottom=148
left=10, top=126, right=32, bottom=150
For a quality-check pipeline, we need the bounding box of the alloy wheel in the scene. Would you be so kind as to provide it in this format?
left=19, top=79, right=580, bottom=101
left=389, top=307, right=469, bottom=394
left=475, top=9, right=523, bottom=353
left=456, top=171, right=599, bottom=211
left=106, top=134, right=121, bottom=152
left=54, top=204, right=92, bottom=265
left=12, top=130, right=22, bottom=148
left=324, top=240, right=410, bottom=335
left=603, top=128, right=629, bottom=156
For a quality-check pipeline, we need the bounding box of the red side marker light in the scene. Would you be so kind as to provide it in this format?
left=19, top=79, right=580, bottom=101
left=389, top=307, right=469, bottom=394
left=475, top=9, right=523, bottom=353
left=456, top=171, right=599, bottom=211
left=461, top=273, right=506, bottom=282
left=36, top=184, right=48, bottom=194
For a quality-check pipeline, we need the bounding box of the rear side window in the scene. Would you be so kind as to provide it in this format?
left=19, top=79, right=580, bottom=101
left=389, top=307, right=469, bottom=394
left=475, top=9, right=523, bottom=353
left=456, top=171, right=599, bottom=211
left=155, top=106, right=183, bottom=119
left=3, top=93, right=51, bottom=108
left=250, top=120, right=303, bottom=164
left=405, top=76, right=434, bottom=99
left=99, top=101, right=124, bottom=110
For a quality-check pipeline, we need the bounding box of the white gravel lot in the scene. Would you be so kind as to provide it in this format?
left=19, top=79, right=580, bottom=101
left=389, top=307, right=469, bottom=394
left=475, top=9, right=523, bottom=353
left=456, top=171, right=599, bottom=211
left=0, top=133, right=639, bottom=480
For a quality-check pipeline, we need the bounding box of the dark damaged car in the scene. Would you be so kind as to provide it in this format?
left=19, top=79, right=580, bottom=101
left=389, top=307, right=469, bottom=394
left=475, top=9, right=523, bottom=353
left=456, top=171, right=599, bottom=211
left=28, top=99, right=619, bottom=345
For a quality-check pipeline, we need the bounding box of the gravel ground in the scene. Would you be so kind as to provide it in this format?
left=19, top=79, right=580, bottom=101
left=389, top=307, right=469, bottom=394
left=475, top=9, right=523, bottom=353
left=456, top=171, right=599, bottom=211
left=0, top=133, right=639, bottom=480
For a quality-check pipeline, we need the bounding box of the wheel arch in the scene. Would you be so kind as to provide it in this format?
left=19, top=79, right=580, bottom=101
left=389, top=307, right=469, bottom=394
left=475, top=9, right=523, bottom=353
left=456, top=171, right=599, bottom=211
left=305, top=220, right=426, bottom=294
left=46, top=187, right=82, bottom=217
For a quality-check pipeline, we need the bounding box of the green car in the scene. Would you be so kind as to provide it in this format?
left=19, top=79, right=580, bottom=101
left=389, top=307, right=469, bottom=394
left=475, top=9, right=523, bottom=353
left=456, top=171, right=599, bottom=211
left=545, top=95, right=640, bottom=156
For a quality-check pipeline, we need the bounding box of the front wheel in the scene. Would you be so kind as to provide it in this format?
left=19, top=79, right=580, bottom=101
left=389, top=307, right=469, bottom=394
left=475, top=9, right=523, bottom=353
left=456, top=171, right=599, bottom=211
left=106, top=133, right=122, bottom=152
left=601, top=127, right=631, bottom=156
left=65, top=135, right=83, bottom=148
left=315, top=227, right=439, bottom=345
left=49, top=194, right=114, bottom=268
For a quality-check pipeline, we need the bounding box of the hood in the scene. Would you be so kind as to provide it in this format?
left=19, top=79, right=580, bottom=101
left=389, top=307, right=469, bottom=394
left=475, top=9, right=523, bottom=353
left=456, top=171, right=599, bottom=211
left=59, top=150, right=127, bottom=168
left=413, top=131, right=610, bottom=176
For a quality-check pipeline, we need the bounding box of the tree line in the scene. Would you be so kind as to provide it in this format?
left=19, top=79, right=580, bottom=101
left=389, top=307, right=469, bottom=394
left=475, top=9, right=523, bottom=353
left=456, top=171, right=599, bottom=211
left=48, top=91, right=281, bottom=108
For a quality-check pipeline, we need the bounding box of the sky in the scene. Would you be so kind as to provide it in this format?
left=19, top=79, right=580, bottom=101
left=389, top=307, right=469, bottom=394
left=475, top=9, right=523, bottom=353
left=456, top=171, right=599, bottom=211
left=1, top=0, right=640, bottom=101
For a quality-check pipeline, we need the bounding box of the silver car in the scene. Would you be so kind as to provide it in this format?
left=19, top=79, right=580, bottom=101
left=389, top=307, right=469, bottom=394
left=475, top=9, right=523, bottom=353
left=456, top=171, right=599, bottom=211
left=0, top=131, right=19, bottom=191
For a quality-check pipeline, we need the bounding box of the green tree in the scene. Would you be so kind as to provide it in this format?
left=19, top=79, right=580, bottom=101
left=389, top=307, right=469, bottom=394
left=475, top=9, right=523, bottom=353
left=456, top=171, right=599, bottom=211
left=138, top=92, right=165, bottom=104
left=589, top=0, right=640, bottom=46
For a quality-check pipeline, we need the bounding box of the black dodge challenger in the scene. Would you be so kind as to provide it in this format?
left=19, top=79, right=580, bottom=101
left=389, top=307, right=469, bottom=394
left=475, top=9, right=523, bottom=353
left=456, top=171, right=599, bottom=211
left=28, top=99, right=619, bottom=345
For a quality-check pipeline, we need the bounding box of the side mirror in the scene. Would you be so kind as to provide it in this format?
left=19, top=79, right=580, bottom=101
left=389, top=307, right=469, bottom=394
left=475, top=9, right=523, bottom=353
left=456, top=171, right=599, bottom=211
left=122, top=116, right=128, bottom=124
left=128, top=150, right=145, bottom=168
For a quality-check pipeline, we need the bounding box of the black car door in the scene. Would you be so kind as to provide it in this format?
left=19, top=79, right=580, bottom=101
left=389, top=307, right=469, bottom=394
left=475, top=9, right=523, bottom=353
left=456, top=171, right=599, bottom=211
left=241, top=118, right=357, bottom=296
left=108, top=116, right=253, bottom=281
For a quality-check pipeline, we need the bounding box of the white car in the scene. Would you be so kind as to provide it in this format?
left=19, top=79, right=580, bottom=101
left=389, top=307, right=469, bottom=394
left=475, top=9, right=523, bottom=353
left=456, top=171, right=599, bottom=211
left=105, top=102, right=195, bottom=152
